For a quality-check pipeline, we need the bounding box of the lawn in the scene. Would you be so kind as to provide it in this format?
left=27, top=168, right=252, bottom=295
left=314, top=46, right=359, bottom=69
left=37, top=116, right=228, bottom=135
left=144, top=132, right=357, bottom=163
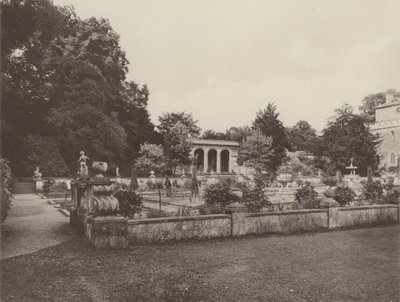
left=1, top=225, right=399, bottom=301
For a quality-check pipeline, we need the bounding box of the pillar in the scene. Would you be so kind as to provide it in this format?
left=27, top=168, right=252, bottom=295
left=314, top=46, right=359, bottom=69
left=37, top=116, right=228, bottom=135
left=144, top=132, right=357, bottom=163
left=204, top=148, right=209, bottom=173
left=87, top=185, right=94, bottom=213
left=216, top=149, right=221, bottom=173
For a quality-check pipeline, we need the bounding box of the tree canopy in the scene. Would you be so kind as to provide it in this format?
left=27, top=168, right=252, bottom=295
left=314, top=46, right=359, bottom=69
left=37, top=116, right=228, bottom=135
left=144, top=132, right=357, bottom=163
left=316, top=105, right=379, bottom=176
left=238, top=130, right=274, bottom=174
left=1, top=0, right=156, bottom=176
left=286, top=120, right=318, bottom=153
left=252, top=103, right=288, bottom=174
left=157, top=112, right=200, bottom=174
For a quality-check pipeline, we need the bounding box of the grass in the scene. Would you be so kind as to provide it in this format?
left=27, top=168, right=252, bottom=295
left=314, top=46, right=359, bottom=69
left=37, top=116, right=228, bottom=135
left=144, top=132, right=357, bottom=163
left=1, top=225, right=399, bottom=301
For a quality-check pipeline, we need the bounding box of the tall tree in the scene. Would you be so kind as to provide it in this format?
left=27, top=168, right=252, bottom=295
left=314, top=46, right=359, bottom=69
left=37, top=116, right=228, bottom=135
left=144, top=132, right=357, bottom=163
left=201, top=130, right=227, bottom=140
left=358, top=92, right=386, bottom=124
left=1, top=1, right=155, bottom=175
left=238, top=130, right=274, bottom=174
left=286, top=120, right=318, bottom=153
left=224, top=126, right=252, bottom=142
left=317, top=104, right=379, bottom=176
left=252, top=103, right=288, bottom=174
left=134, top=143, right=166, bottom=177
left=157, top=112, right=200, bottom=138
left=157, top=112, right=200, bottom=174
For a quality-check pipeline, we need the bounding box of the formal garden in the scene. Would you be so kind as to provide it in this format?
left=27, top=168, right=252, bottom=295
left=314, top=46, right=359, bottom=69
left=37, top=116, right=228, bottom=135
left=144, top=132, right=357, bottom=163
left=1, top=0, right=399, bottom=238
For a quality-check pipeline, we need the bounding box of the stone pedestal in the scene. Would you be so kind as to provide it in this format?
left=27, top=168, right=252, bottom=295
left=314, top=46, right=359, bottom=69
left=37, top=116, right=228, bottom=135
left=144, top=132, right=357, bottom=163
left=71, top=178, right=113, bottom=214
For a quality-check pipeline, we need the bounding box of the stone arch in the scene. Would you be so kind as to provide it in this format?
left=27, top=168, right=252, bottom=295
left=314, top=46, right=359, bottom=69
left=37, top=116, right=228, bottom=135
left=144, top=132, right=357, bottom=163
left=194, top=148, right=204, bottom=172
left=221, top=150, right=230, bottom=173
left=208, top=149, right=217, bottom=172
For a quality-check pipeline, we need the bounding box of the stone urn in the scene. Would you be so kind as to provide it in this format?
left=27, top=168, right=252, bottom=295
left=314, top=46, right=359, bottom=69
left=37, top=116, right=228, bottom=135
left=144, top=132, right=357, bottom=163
left=92, top=161, right=108, bottom=177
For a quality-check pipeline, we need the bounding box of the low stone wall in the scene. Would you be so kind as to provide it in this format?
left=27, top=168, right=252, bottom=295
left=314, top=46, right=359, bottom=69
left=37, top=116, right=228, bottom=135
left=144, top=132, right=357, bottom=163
left=128, top=215, right=231, bottom=244
left=232, top=209, right=328, bottom=236
left=71, top=204, right=399, bottom=248
left=337, top=205, right=399, bottom=227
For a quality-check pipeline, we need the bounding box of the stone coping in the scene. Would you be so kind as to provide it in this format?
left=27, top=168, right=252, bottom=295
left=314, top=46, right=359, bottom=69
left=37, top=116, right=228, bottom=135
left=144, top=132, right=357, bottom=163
left=339, top=204, right=399, bottom=211
left=246, top=209, right=328, bottom=218
left=90, top=216, right=126, bottom=223
left=128, top=214, right=231, bottom=225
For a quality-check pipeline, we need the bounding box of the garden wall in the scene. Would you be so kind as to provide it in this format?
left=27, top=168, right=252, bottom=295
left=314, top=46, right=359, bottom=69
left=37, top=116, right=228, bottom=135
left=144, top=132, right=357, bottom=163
left=127, top=214, right=231, bottom=244
left=71, top=204, right=399, bottom=248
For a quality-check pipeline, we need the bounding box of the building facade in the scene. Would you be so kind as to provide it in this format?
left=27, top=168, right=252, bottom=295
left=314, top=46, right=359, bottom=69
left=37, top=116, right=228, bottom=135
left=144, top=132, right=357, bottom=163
left=190, top=139, right=240, bottom=174
left=370, top=91, right=400, bottom=169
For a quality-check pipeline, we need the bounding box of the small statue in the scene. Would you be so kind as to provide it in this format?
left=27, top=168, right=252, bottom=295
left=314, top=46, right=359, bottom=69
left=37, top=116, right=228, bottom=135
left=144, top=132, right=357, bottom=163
left=116, top=166, right=120, bottom=178
left=77, top=151, right=90, bottom=175
left=32, top=166, right=42, bottom=181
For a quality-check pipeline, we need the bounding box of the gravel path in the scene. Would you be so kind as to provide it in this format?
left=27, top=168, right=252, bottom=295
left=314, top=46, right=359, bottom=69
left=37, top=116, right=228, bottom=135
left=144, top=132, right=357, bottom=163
left=0, top=194, right=75, bottom=259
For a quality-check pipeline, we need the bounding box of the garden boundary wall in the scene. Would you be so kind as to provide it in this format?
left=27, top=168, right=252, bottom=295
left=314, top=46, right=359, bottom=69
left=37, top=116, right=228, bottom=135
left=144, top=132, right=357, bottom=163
left=70, top=204, right=400, bottom=248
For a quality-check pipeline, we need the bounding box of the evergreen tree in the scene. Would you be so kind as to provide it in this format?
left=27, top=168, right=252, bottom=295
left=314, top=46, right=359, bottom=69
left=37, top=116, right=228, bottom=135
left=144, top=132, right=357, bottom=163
left=252, top=103, right=289, bottom=174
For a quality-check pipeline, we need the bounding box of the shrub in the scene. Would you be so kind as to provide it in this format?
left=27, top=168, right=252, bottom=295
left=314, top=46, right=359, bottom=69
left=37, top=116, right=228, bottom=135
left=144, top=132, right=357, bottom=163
left=1, top=159, right=13, bottom=222
left=42, top=179, right=68, bottom=197
left=198, top=203, right=225, bottom=215
left=385, top=188, right=400, bottom=204
left=322, top=175, right=338, bottom=188
left=24, top=135, right=69, bottom=176
left=333, top=185, right=356, bottom=206
left=362, top=180, right=384, bottom=203
left=204, top=183, right=238, bottom=207
left=295, top=182, right=319, bottom=209
left=238, top=177, right=270, bottom=212
left=114, top=190, right=143, bottom=218
left=146, top=208, right=174, bottom=218
left=129, top=168, right=139, bottom=191
left=172, top=179, right=179, bottom=188
left=146, top=180, right=164, bottom=190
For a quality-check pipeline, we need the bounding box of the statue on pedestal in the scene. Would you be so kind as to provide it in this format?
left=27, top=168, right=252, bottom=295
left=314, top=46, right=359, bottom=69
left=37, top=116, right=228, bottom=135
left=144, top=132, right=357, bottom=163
left=77, top=151, right=90, bottom=175
left=32, top=166, right=42, bottom=181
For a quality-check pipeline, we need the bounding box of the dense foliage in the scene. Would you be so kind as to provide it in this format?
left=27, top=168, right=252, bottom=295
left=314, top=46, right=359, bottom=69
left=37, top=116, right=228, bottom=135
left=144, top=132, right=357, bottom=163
left=1, top=159, right=13, bottom=222
left=114, top=190, right=143, bottom=217
left=239, top=176, right=270, bottom=212
left=295, top=182, right=319, bottom=209
left=238, top=130, right=274, bottom=173
left=134, top=143, right=166, bottom=177
left=1, top=0, right=156, bottom=176
left=252, top=103, right=289, bottom=174
left=333, top=185, right=356, bottom=206
left=157, top=112, right=199, bottom=175
left=203, top=183, right=238, bottom=207
left=316, top=105, right=379, bottom=176
left=286, top=121, right=318, bottom=153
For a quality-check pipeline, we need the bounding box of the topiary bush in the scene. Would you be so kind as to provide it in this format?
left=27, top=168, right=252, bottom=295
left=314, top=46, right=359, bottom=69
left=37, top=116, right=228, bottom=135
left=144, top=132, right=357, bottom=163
left=322, top=174, right=338, bottom=188
left=333, top=185, right=356, bottom=206
left=238, top=176, right=270, bottom=212
left=295, top=182, right=320, bottom=209
left=1, top=159, right=13, bottom=222
left=203, top=183, right=238, bottom=208
left=198, top=203, right=225, bottom=215
left=114, top=190, right=143, bottom=218
left=146, top=208, right=174, bottom=218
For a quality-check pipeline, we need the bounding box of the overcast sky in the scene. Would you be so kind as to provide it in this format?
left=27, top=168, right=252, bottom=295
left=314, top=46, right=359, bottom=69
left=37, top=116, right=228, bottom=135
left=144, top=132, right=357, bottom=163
left=53, top=0, right=400, bottom=132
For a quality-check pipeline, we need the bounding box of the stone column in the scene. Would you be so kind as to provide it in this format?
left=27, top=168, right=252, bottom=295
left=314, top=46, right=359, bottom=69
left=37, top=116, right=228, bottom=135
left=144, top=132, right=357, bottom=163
left=87, top=185, right=94, bottom=213
left=204, top=148, right=209, bottom=173
left=216, top=149, right=221, bottom=173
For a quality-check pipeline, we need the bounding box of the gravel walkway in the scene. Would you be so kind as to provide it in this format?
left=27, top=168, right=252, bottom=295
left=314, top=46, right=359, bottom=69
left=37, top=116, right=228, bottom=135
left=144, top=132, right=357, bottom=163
left=0, top=194, right=75, bottom=259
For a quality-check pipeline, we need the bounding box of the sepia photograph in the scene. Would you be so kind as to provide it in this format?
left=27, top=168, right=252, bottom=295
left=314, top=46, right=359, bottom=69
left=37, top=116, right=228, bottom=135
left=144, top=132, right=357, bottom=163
left=1, top=0, right=399, bottom=301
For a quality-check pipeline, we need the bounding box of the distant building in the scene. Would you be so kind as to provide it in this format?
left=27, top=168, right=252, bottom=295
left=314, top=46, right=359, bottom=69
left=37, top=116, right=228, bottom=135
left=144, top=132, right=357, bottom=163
left=370, top=90, right=400, bottom=169
left=190, top=139, right=239, bottom=174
